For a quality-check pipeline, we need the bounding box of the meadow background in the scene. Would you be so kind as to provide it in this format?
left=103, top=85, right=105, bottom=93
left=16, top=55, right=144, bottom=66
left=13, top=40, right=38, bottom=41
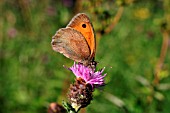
left=0, top=0, right=170, bottom=113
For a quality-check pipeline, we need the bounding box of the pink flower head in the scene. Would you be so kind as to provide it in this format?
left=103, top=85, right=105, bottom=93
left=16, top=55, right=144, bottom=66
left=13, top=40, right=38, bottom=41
left=69, top=62, right=107, bottom=89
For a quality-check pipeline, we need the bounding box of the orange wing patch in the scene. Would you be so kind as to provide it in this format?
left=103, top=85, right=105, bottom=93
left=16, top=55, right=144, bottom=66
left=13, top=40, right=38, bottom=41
left=66, top=13, right=96, bottom=60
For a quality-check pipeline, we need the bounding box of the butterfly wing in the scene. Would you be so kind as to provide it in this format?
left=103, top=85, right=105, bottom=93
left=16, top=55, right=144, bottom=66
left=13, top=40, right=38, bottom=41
left=66, top=13, right=96, bottom=60
left=51, top=28, right=90, bottom=63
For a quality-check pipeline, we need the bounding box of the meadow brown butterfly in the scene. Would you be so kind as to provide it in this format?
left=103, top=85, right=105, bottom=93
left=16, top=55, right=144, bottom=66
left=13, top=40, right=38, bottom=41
left=51, top=13, right=96, bottom=68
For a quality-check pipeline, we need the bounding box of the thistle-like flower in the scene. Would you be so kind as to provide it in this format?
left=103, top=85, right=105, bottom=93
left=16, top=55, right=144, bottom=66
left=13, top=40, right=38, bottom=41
left=67, top=62, right=107, bottom=111
left=69, top=62, right=107, bottom=89
left=48, top=102, right=66, bottom=113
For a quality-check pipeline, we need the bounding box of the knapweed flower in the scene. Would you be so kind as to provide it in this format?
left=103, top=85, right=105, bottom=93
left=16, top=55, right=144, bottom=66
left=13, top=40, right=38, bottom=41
left=67, top=62, right=107, bottom=112
left=48, top=102, right=66, bottom=113
left=69, top=62, right=107, bottom=89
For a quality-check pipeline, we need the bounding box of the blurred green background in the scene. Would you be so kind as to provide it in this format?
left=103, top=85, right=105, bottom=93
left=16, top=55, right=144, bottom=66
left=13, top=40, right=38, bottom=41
left=0, top=0, right=170, bottom=113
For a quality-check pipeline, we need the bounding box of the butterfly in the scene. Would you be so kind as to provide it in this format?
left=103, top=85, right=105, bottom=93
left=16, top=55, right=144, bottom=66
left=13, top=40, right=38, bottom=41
left=51, top=13, right=97, bottom=68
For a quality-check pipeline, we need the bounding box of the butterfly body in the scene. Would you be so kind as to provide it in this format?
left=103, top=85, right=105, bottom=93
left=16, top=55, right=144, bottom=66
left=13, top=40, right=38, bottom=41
left=51, top=13, right=96, bottom=68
